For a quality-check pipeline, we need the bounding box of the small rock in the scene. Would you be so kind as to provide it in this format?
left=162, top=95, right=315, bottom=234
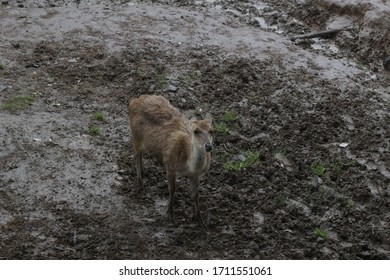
left=238, top=98, right=248, bottom=107
left=339, top=142, right=349, bottom=148
left=111, top=164, right=119, bottom=172
left=170, top=79, right=180, bottom=86
left=311, top=175, right=322, bottom=190
left=0, top=84, right=6, bottom=92
left=274, top=153, right=294, bottom=172
left=250, top=133, right=270, bottom=142
left=253, top=212, right=265, bottom=224
left=194, top=107, right=203, bottom=115
left=148, top=84, right=156, bottom=92
left=237, top=154, right=246, bottom=162
left=239, top=119, right=252, bottom=132
left=167, top=85, right=178, bottom=93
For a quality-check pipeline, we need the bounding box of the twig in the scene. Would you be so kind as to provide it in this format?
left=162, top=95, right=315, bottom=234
left=289, top=28, right=348, bottom=41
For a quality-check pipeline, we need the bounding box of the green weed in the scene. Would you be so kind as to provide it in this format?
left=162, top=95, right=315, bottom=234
left=215, top=122, right=229, bottom=134
left=2, top=95, right=34, bottom=112
left=89, top=125, right=101, bottom=135
left=312, top=163, right=326, bottom=176
left=276, top=193, right=287, bottom=206
left=223, top=111, right=239, bottom=122
left=245, top=151, right=261, bottom=167
left=0, top=63, right=5, bottom=70
left=330, top=161, right=342, bottom=173
left=157, top=73, right=168, bottom=86
left=94, top=112, right=105, bottom=121
left=223, top=161, right=244, bottom=171
left=223, top=151, right=261, bottom=171
left=314, top=228, right=329, bottom=239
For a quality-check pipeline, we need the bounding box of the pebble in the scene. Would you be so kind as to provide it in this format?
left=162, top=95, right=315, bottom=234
left=0, top=84, right=6, bottom=92
left=167, top=85, right=178, bottom=93
left=238, top=97, right=248, bottom=107
left=237, top=154, right=246, bottom=162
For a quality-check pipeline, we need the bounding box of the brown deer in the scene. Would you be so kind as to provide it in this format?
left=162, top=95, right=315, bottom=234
left=128, top=95, right=213, bottom=228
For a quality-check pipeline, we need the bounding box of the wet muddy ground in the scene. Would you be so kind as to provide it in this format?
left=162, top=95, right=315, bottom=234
left=1, top=0, right=389, bottom=259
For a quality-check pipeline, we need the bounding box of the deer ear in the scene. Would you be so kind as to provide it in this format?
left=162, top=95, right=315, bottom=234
left=205, top=112, right=213, bottom=124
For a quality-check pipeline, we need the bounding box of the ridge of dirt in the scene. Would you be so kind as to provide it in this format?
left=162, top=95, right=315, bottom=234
left=1, top=0, right=389, bottom=259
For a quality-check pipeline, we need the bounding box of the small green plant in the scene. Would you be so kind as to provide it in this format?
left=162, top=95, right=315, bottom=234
left=314, top=228, right=329, bottom=239
left=89, top=125, right=101, bottom=135
left=94, top=112, right=105, bottom=121
left=330, top=161, right=342, bottom=173
left=312, top=163, right=326, bottom=176
left=178, top=70, right=196, bottom=83
left=2, top=95, right=34, bottom=112
left=223, top=111, right=239, bottom=122
left=215, top=122, right=229, bottom=134
left=223, top=161, right=244, bottom=171
left=245, top=151, right=261, bottom=167
left=357, top=62, right=365, bottom=70
left=276, top=193, right=287, bottom=206
left=157, top=73, right=168, bottom=86
left=0, top=63, right=5, bottom=70
left=223, top=151, right=261, bottom=171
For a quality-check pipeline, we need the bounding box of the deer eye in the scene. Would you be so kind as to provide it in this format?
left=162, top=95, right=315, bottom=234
left=194, top=129, right=201, bottom=135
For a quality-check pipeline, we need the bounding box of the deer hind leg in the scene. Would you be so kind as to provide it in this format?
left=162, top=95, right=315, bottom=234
left=189, top=176, right=206, bottom=229
left=167, top=170, right=176, bottom=224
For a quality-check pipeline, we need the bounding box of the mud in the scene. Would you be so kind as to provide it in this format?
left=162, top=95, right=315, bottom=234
left=1, top=0, right=389, bottom=259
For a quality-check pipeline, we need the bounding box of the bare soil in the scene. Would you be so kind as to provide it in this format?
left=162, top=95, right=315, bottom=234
left=1, top=0, right=389, bottom=259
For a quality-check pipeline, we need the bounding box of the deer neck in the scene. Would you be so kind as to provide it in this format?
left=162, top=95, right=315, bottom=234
left=190, top=138, right=209, bottom=175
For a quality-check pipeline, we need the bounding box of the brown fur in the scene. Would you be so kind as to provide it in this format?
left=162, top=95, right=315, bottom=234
left=129, top=95, right=213, bottom=228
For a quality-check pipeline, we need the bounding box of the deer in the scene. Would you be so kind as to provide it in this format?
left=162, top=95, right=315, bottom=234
left=128, top=95, right=213, bottom=228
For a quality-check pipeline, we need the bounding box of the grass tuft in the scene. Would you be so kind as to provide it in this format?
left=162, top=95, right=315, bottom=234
left=312, top=163, right=326, bottom=176
left=88, top=125, right=101, bottom=135
left=215, top=122, right=229, bottom=134
left=2, top=95, right=34, bottom=112
left=94, top=112, right=105, bottom=121
left=223, top=111, right=239, bottom=122
left=223, top=151, right=261, bottom=171
left=314, top=228, right=329, bottom=239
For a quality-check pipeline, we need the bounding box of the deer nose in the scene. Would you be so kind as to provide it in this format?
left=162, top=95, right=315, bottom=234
left=205, top=143, right=213, bottom=152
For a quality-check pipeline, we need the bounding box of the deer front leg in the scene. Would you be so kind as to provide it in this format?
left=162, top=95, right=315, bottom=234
left=134, top=151, right=143, bottom=190
left=167, top=170, right=176, bottom=224
left=189, top=176, right=206, bottom=229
